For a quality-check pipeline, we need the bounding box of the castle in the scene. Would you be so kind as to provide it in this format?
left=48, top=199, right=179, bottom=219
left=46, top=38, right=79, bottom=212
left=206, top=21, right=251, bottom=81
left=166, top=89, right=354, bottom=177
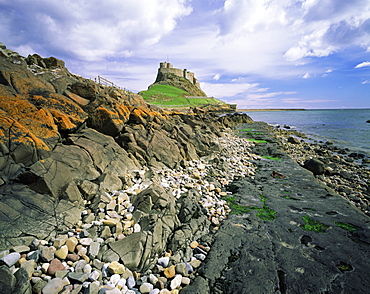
left=155, top=62, right=201, bottom=89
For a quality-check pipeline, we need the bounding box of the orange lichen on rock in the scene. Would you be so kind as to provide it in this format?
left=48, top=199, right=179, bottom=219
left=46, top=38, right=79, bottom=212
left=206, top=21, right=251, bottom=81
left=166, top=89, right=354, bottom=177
left=10, top=119, right=51, bottom=151
left=0, top=95, right=60, bottom=141
left=49, top=109, right=77, bottom=131
left=31, top=93, right=88, bottom=125
left=115, top=103, right=130, bottom=122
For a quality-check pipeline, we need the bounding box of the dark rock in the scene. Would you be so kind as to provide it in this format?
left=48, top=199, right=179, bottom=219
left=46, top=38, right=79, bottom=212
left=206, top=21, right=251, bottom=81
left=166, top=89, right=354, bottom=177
left=349, top=152, right=365, bottom=159
left=13, top=267, right=32, bottom=294
left=0, top=265, right=16, bottom=293
left=303, top=158, right=325, bottom=175
left=287, top=137, right=300, bottom=144
left=69, top=82, right=97, bottom=99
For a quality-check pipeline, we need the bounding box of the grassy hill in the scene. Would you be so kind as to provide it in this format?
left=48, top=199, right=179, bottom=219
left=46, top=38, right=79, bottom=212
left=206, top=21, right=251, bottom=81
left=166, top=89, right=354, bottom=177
left=140, top=72, right=226, bottom=109
left=140, top=84, right=225, bottom=108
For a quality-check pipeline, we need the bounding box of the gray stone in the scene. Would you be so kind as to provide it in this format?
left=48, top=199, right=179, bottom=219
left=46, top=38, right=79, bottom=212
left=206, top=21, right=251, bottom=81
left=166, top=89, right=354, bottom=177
left=140, top=282, right=153, bottom=293
left=64, top=182, right=84, bottom=206
left=185, top=262, right=194, bottom=274
left=157, top=257, right=169, bottom=267
left=99, top=172, right=123, bottom=193
left=41, top=246, right=56, bottom=262
left=127, top=275, right=136, bottom=289
left=13, top=267, right=32, bottom=294
left=79, top=180, right=99, bottom=201
left=101, top=249, right=119, bottom=263
left=68, top=271, right=90, bottom=283
left=75, top=260, right=87, bottom=272
left=89, top=270, right=100, bottom=282
left=0, top=252, right=21, bottom=267
left=87, top=282, right=100, bottom=294
left=11, top=245, right=30, bottom=253
left=108, top=232, right=148, bottom=271
left=41, top=277, right=69, bottom=294
left=27, top=250, right=41, bottom=262
left=32, top=279, right=48, bottom=293
left=0, top=265, right=16, bottom=293
left=20, top=259, right=36, bottom=278
left=89, top=241, right=100, bottom=258
left=175, top=263, right=188, bottom=276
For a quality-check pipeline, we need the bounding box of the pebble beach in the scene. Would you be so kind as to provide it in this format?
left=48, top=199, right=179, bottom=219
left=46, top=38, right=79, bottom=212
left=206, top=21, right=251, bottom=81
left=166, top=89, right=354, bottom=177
left=2, top=119, right=369, bottom=293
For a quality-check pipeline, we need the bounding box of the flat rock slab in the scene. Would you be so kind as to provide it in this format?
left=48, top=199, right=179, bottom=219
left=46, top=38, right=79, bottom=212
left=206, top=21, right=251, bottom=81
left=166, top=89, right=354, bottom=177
left=183, top=122, right=370, bottom=294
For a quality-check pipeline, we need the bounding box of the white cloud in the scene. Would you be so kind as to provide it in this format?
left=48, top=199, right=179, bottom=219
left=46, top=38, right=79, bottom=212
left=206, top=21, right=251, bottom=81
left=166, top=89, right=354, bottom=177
left=200, top=82, right=259, bottom=98
left=0, top=0, right=192, bottom=61
left=217, top=0, right=370, bottom=65
left=362, top=80, right=370, bottom=84
left=302, top=73, right=310, bottom=79
left=355, top=62, right=370, bottom=68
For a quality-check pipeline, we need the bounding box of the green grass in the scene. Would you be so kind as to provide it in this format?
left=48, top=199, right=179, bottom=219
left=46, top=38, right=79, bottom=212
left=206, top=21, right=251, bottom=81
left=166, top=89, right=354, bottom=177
left=300, top=216, right=329, bottom=233
left=223, top=195, right=277, bottom=221
left=334, top=221, right=359, bottom=232
left=140, top=84, right=224, bottom=107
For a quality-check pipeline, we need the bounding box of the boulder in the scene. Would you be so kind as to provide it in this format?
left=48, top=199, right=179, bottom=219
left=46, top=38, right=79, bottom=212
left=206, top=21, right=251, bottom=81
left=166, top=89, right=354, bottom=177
left=109, top=232, right=151, bottom=272
left=13, top=267, right=32, bottom=294
left=0, top=265, right=16, bottom=293
left=303, top=158, right=325, bottom=175
left=288, top=136, right=300, bottom=144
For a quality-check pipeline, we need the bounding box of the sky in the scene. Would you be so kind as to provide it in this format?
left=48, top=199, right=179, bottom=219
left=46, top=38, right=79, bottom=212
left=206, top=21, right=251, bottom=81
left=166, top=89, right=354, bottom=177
left=1, top=0, right=370, bottom=109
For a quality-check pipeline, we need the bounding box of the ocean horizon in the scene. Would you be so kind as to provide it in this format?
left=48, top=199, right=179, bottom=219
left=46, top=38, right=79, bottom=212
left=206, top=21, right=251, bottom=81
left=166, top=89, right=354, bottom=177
left=243, top=108, right=370, bottom=156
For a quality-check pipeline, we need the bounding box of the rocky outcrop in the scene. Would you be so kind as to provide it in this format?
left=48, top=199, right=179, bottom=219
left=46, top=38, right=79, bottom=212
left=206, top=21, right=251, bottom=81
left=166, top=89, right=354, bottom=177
left=0, top=44, right=255, bottom=292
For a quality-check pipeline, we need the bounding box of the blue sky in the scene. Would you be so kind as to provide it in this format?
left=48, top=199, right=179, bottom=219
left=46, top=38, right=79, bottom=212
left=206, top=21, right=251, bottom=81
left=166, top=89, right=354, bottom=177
left=1, top=0, right=369, bottom=109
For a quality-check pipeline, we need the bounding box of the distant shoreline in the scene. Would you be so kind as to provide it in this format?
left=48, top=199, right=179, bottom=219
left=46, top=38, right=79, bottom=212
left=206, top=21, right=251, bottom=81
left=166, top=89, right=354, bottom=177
left=237, top=109, right=306, bottom=112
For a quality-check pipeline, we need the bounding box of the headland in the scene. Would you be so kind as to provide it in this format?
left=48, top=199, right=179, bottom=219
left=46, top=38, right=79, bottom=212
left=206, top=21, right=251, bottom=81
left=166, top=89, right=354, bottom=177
left=0, top=43, right=369, bottom=293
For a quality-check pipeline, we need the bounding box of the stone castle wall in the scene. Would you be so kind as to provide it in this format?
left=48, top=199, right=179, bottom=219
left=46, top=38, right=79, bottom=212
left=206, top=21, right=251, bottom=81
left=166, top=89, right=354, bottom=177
left=158, top=62, right=200, bottom=89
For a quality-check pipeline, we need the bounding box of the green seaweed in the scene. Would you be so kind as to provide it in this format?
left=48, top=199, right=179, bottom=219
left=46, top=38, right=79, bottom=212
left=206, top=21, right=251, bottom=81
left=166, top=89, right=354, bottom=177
left=300, top=216, right=329, bottom=233
left=334, top=221, right=359, bottom=232
left=223, top=195, right=277, bottom=221
left=262, top=155, right=281, bottom=161
left=336, top=262, right=353, bottom=272
left=245, top=138, right=269, bottom=143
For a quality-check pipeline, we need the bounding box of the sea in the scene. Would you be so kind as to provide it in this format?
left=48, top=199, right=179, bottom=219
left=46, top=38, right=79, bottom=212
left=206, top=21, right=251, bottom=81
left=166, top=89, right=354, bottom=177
left=243, top=109, right=370, bottom=156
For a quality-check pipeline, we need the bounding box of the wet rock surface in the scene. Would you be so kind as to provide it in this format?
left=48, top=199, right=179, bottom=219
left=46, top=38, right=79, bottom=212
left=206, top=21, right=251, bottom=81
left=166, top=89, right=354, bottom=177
left=182, top=122, right=370, bottom=293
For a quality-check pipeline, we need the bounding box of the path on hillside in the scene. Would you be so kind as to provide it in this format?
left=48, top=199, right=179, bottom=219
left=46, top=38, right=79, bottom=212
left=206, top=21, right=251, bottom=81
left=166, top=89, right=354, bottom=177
left=182, top=123, right=370, bottom=294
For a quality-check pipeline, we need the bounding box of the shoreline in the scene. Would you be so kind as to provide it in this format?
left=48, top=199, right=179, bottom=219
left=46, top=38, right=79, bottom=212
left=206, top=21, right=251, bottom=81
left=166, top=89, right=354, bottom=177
left=237, top=108, right=306, bottom=112
left=182, top=121, right=370, bottom=293
left=1, top=112, right=369, bottom=293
